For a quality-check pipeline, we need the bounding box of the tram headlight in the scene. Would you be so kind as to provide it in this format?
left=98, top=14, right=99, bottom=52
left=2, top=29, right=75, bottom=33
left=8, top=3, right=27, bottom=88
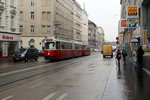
left=48, top=53, right=50, bottom=55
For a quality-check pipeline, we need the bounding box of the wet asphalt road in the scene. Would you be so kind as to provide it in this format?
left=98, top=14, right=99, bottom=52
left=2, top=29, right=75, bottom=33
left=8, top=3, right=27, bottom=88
left=0, top=52, right=150, bottom=100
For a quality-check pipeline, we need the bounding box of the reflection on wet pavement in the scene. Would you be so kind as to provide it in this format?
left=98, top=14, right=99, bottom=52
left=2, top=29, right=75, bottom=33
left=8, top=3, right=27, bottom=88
left=102, top=59, right=150, bottom=100
left=0, top=57, right=45, bottom=68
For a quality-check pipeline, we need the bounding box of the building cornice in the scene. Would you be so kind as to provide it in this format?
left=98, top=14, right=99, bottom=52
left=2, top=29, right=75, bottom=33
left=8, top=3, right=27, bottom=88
left=0, top=32, right=21, bottom=35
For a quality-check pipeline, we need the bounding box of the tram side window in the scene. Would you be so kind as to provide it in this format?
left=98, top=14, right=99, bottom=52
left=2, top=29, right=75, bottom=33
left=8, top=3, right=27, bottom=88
left=82, top=45, right=85, bottom=49
left=60, top=42, right=72, bottom=49
left=75, top=44, right=82, bottom=50
left=61, top=42, right=65, bottom=49
left=56, top=42, right=60, bottom=49
left=66, top=43, right=72, bottom=49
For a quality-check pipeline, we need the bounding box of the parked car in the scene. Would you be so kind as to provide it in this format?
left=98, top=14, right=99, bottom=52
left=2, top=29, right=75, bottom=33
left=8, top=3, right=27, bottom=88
left=13, top=48, right=39, bottom=62
left=38, top=50, right=44, bottom=56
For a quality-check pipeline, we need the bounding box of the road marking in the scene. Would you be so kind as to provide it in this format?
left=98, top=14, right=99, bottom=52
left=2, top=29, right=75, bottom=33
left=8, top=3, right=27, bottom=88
left=1, top=96, right=13, bottom=100
left=42, top=92, right=57, bottom=100
left=56, top=93, right=68, bottom=100
left=30, top=82, right=45, bottom=88
left=143, top=68, right=150, bottom=75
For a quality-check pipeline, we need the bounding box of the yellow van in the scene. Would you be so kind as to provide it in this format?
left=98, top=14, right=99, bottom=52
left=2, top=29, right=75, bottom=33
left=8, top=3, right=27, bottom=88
left=102, top=45, right=113, bottom=58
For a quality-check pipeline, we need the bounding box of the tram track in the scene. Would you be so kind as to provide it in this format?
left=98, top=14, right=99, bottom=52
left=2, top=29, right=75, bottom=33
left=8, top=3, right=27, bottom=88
left=0, top=53, right=99, bottom=92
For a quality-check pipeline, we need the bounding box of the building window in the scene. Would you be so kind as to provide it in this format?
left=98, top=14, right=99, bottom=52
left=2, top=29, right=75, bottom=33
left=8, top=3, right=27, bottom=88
left=20, top=11, right=23, bottom=20
left=20, top=25, right=23, bottom=32
left=47, top=26, right=51, bottom=33
left=42, top=25, right=46, bottom=33
left=29, top=39, right=35, bottom=47
left=42, top=25, right=51, bottom=33
left=31, top=0, right=34, bottom=6
left=11, top=0, right=14, bottom=6
left=31, top=25, right=35, bottom=33
left=31, top=12, right=34, bottom=19
left=10, top=16, right=15, bottom=28
left=42, top=12, right=46, bottom=20
left=42, top=12, right=51, bottom=20
left=42, top=0, right=49, bottom=6
left=47, top=12, right=51, bottom=20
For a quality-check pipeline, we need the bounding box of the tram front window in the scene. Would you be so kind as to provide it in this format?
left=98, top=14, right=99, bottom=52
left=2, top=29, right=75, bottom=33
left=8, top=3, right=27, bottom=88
left=45, top=42, right=56, bottom=50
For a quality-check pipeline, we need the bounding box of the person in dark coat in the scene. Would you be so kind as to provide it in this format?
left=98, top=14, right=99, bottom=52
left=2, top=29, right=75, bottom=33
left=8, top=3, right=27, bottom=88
left=136, top=46, right=144, bottom=66
left=116, top=49, right=121, bottom=66
left=122, top=49, right=127, bottom=62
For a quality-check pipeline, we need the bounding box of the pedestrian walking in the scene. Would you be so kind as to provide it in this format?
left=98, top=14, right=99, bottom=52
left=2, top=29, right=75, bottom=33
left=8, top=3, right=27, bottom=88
left=122, top=49, right=127, bottom=62
left=116, top=49, right=121, bottom=66
left=136, top=46, right=144, bottom=66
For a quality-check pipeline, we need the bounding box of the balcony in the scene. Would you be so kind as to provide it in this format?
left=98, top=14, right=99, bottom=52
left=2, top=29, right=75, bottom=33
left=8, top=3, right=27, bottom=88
left=10, top=27, right=16, bottom=32
left=10, top=9, right=17, bottom=15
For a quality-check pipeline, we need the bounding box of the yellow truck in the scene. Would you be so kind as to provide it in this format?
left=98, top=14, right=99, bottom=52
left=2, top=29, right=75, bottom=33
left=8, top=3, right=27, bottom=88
left=102, top=45, right=113, bottom=58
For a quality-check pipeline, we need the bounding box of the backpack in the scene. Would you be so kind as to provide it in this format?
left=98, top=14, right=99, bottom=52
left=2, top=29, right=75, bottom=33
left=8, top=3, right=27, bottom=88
left=118, top=53, right=121, bottom=57
left=122, top=50, right=127, bottom=56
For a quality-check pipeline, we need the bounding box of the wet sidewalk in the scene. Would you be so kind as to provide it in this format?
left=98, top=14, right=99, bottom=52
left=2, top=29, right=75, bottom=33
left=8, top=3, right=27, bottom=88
left=102, top=58, right=150, bottom=100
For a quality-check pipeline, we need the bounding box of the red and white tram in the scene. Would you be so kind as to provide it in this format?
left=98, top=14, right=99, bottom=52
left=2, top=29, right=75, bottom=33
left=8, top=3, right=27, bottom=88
left=44, top=38, right=90, bottom=61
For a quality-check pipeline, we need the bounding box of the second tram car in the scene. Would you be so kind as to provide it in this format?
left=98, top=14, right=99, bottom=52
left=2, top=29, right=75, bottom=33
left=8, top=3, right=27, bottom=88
left=44, top=38, right=90, bottom=61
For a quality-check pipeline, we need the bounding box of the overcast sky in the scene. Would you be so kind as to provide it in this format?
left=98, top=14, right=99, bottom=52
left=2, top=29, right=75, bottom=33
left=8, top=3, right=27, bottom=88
left=76, top=0, right=121, bottom=42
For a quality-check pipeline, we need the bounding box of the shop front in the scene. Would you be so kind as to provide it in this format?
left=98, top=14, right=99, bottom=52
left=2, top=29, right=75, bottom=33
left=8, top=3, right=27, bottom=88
left=0, top=33, right=21, bottom=59
left=141, top=1, right=150, bottom=70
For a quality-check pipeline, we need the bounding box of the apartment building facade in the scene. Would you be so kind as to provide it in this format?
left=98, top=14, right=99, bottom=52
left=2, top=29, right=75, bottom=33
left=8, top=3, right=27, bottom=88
left=73, top=1, right=82, bottom=42
left=98, top=27, right=105, bottom=50
left=82, top=8, right=88, bottom=45
left=88, top=20, right=97, bottom=50
left=20, top=0, right=74, bottom=50
left=0, top=0, right=20, bottom=58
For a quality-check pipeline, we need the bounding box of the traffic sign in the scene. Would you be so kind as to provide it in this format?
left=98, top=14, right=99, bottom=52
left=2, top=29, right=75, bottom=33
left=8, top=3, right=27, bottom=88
left=127, top=6, right=138, bottom=18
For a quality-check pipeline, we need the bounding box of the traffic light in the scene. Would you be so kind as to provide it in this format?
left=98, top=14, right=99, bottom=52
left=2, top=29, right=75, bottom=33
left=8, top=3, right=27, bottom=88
left=116, top=37, right=119, bottom=44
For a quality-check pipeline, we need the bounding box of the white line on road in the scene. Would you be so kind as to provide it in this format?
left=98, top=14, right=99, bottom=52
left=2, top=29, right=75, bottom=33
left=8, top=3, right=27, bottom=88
left=30, top=82, right=45, bottom=88
left=42, top=92, right=57, bottom=100
left=56, top=93, right=68, bottom=100
left=1, top=96, right=13, bottom=100
left=143, top=68, right=150, bottom=75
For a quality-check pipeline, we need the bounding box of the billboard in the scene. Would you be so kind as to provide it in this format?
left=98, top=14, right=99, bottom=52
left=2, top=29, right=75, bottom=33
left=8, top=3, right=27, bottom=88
left=127, top=6, right=138, bottom=18
left=121, top=19, right=127, bottom=27
left=119, top=34, right=123, bottom=39
left=127, top=18, right=139, bottom=28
